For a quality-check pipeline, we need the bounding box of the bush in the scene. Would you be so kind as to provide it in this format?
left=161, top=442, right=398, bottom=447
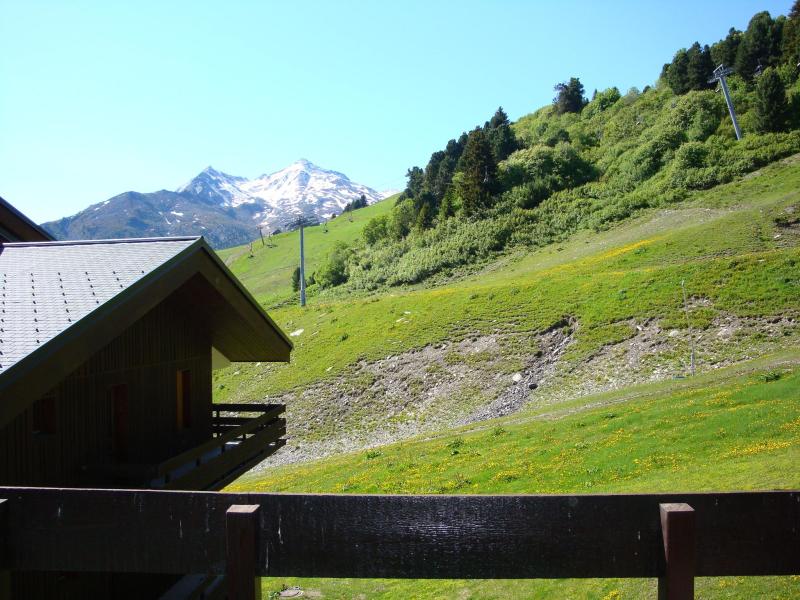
left=582, top=87, right=621, bottom=119
left=363, top=215, right=389, bottom=245
left=500, top=143, right=595, bottom=199
left=316, top=242, right=351, bottom=288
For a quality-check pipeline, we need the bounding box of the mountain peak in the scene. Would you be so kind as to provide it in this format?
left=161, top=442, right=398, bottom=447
left=42, top=159, right=384, bottom=250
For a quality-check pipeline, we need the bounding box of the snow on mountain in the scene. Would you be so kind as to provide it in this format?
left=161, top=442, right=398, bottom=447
left=42, top=160, right=384, bottom=249
left=176, top=159, right=383, bottom=232
left=176, top=166, right=252, bottom=207
left=241, top=159, right=383, bottom=228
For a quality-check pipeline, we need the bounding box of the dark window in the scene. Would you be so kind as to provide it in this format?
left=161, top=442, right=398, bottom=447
left=176, top=370, right=191, bottom=430
left=32, top=394, right=57, bottom=435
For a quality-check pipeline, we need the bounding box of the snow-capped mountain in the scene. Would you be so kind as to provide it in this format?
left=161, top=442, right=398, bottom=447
left=43, top=160, right=384, bottom=248
left=177, top=159, right=383, bottom=229
left=176, top=166, right=251, bottom=208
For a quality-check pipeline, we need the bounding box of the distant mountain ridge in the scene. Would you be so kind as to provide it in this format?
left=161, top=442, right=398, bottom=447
left=43, top=160, right=385, bottom=248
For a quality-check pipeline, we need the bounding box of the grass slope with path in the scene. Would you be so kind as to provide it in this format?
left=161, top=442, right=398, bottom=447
left=230, top=353, right=800, bottom=599
left=214, top=157, right=800, bottom=465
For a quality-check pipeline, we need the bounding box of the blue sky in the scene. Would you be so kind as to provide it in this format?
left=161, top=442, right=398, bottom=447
left=1, top=0, right=792, bottom=223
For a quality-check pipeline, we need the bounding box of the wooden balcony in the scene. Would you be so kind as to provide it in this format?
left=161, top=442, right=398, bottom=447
left=80, top=404, right=285, bottom=491
left=153, top=403, right=286, bottom=491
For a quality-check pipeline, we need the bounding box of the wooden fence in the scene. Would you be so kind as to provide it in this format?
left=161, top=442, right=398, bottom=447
left=0, top=487, right=798, bottom=599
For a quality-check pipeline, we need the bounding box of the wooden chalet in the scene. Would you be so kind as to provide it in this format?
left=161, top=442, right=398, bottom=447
left=0, top=199, right=291, bottom=597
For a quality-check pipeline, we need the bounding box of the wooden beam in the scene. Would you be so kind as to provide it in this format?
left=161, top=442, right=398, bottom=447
left=226, top=505, right=261, bottom=600
left=213, top=403, right=280, bottom=414
left=658, top=503, right=695, bottom=600
left=0, top=487, right=797, bottom=579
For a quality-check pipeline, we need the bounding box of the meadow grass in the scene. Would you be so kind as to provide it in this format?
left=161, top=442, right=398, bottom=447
left=231, top=358, right=800, bottom=599
left=218, top=161, right=800, bottom=598
left=214, top=159, right=800, bottom=403
left=218, top=197, right=395, bottom=307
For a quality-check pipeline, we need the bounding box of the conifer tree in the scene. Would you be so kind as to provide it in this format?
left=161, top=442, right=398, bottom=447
left=783, top=0, right=800, bottom=67
left=711, top=28, right=742, bottom=67
left=553, top=78, right=586, bottom=114
left=431, top=155, right=457, bottom=202
left=291, top=266, right=302, bottom=292
left=403, top=167, right=424, bottom=200
left=753, top=67, right=788, bottom=133
left=736, top=11, right=778, bottom=79
left=415, top=203, right=432, bottom=230
left=686, top=43, right=714, bottom=90
left=457, top=129, right=497, bottom=217
left=483, top=107, right=517, bottom=161
left=665, top=49, right=690, bottom=94
left=489, top=107, right=510, bottom=128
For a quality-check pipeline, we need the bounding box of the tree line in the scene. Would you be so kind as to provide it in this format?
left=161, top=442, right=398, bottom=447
left=301, top=2, right=800, bottom=292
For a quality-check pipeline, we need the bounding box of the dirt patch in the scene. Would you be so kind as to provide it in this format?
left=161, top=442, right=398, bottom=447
left=253, top=309, right=797, bottom=471
left=464, top=321, right=573, bottom=423
left=534, top=312, right=798, bottom=407
left=257, top=322, right=575, bottom=468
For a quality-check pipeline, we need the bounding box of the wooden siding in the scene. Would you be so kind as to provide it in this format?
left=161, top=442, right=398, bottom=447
left=0, top=295, right=212, bottom=487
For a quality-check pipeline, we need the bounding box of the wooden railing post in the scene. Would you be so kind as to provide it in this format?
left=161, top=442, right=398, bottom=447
left=0, top=499, right=9, bottom=600
left=226, top=504, right=261, bottom=600
left=658, top=503, right=695, bottom=600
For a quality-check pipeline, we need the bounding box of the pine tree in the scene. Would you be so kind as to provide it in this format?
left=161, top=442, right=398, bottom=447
left=438, top=185, right=458, bottom=221
left=783, top=1, right=800, bottom=67
left=422, top=150, right=446, bottom=200
left=488, top=125, right=517, bottom=161
left=415, top=203, right=432, bottom=230
left=431, top=155, right=457, bottom=202
left=291, top=266, right=302, bottom=292
left=403, top=167, right=424, bottom=199
left=457, top=129, right=497, bottom=217
left=553, top=78, right=586, bottom=114
left=686, top=43, right=714, bottom=91
left=665, top=49, right=690, bottom=94
left=711, top=28, right=742, bottom=68
left=489, top=107, right=510, bottom=128
left=753, top=67, right=789, bottom=133
left=736, top=11, right=778, bottom=79
left=486, top=107, right=517, bottom=162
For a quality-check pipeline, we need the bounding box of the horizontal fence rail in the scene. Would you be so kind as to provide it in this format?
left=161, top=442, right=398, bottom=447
left=0, top=487, right=798, bottom=583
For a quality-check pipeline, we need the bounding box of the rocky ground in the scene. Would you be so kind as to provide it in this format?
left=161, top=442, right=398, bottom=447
left=254, top=308, right=798, bottom=470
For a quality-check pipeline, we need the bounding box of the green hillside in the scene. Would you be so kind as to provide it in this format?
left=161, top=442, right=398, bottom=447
left=212, top=8, right=800, bottom=598
left=215, top=157, right=800, bottom=457
left=232, top=354, right=800, bottom=598
left=217, top=197, right=395, bottom=307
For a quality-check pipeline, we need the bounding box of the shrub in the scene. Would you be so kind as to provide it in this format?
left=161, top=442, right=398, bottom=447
left=363, top=215, right=389, bottom=245
left=316, top=242, right=351, bottom=288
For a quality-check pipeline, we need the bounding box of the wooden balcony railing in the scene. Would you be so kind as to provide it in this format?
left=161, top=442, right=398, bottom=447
left=80, top=404, right=285, bottom=491
left=0, top=487, right=797, bottom=600
left=154, top=403, right=286, bottom=491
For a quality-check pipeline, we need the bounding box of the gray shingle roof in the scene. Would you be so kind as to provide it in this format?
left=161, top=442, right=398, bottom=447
left=0, top=237, right=198, bottom=373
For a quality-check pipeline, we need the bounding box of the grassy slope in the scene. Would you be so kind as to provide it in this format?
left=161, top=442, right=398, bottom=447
left=215, top=158, right=800, bottom=406
left=215, top=159, right=800, bottom=598
left=232, top=355, right=800, bottom=599
left=218, top=197, right=395, bottom=307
